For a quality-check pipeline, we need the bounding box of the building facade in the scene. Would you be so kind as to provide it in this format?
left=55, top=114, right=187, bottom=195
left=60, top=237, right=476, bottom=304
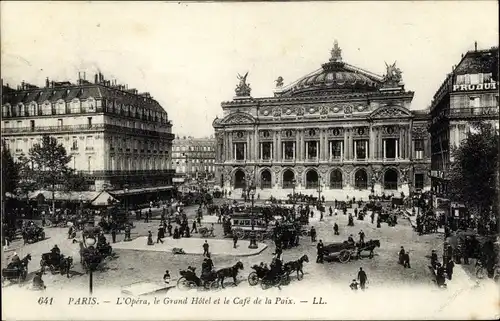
left=172, top=136, right=216, bottom=180
left=1, top=73, right=175, bottom=194
left=429, top=44, right=499, bottom=195
left=213, top=41, right=431, bottom=199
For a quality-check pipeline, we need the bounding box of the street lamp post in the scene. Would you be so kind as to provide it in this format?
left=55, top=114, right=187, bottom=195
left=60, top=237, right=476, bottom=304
left=292, top=179, right=296, bottom=203
left=124, top=186, right=129, bottom=223
left=248, top=187, right=258, bottom=249
left=317, top=179, right=323, bottom=203
left=85, top=236, right=97, bottom=295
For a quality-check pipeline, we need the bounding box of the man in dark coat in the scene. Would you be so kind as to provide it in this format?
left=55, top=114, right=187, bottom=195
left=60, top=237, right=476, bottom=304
left=333, top=223, right=339, bottom=235
left=399, top=246, right=405, bottom=265
left=310, top=227, right=317, bottom=242
left=203, top=240, right=209, bottom=256
left=357, top=267, right=367, bottom=290
left=111, top=228, right=117, bottom=244
left=403, top=251, right=411, bottom=268
left=431, top=249, right=438, bottom=269
left=233, top=234, right=238, bottom=249
left=446, top=259, right=454, bottom=280
left=191, top=220, right=198, bottom=234
left=157, top=225, right=165, bottom=244
left=316, top=240, right=324, bottom=264
left=167, top=222, right=172, bottom=237
left=329, top=206, right=333, bottom=217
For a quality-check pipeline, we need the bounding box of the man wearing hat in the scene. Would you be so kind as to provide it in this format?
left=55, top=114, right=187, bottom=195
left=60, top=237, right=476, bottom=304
left=431, top=249, right=438, bottom=269
left=157, top=224, right=165, bottom=244
left=33, top=271, right=46, bottom=290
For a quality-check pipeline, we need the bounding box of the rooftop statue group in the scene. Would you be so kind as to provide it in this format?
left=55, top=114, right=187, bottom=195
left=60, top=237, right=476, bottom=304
left=235, top=72, right=252, bottom=97
left=382, top=61, right=403, bottom=87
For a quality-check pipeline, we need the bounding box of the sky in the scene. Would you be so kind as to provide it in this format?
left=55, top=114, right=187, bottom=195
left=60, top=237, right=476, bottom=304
left=1, top=1, right=498, bottom=138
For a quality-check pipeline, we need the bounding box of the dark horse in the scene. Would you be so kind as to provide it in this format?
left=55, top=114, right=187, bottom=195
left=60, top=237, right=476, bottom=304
left=216, top=261, right=244, bottom=288
left=356, top=239, right=380, bottom=258
left=6, top=254, right=32, bottom=270
left=283, top=254, right=309, bottom=280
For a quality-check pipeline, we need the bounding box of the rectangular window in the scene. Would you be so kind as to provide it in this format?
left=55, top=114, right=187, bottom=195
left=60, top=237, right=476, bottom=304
left=330, top=141, right=342, bottom=159
left=57, top=119, right=63, bottom=127
left=284, top=142, right=295, bottom=160
left=355, top=140, right=368, bottom=159
left=414, top=139, right=424, bottom=160
left=30, top=120, right=35, bottom=131
left=234, top=142, right=245, bottom=160
left=469, top=74, right=479, bottom=85
left=385, top=138, right=397, bottom=159
left=17, top=121, right=22, bottom=128
left=86, top=136, right=94, bottom=150
left=307, top=141, right=318, bottom=159
left=4, top=121, right=9, bottom=128
left=87, top=117, right=92, bottom=128
left=469, top=97, right=480, bottom=108
left=72, top=137, right=78, bottom=150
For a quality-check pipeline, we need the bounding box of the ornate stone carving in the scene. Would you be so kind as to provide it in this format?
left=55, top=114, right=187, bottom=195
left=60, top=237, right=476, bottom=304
left=275, top=76, right=284, bottom=88
left=308, top=106, right=318, bottom=114
left=382, top=61, right=403, bottom=86
left=353, top=126, right=369, bottom=137
left=273, top=107, right=282, bottom=117
left=295, top=166, right=304, bottom=185
left=320, top=106, right=329, bottom=115
left=330, top=105, right=341, bottom=113
left=318, top=165, right=329, bottom=176
left=328, top=127, right=344, bottom=137
left=225, top=114, right=254, bottom=124
left=343, top=104, right=353, bottom=114
left=400, top=167, right=410, bottom=183
left=412, top=126, right=428, bottom=138
left=372, top=169, right=382, bottom=183
left=305, top=128, right=319, bottom=138
left=297, top=107, right=305, bottom=116
left=261, top=109, right=271, bottom=116
left=373, top=107, right=409, bottom=118
left=235, top=72, right=251, bottom=97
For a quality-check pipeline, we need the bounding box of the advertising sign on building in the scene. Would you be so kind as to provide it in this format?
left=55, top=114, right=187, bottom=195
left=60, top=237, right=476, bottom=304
left=452, top=81, right=497, bottom=92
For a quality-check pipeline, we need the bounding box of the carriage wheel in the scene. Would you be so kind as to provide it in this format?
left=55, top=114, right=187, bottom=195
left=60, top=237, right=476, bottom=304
left=301, top=230, right=308, bottom=237
left=177, top=277, right=191, bottom=291
left=248, top=272, right=259, bottom=286
left=339, top=250, right=351, bottom=263
left=210, top=281, right=220, bottom=291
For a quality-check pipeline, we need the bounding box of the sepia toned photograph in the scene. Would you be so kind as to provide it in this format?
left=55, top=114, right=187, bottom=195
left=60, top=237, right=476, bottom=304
left=1, top=1, right=499, bottom=320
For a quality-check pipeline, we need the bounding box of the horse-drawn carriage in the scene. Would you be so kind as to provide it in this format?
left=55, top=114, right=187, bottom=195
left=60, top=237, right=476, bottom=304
left=22, top=224, right=45, bottom=244
left=248, top=255, right=308, bottom=289
left=177, top=267, right=219, bottom=291
left=198, top=226, right=213, bottom=238
left=1, top=254, right=31, bottom=284
left=323, top=240, right=380, bottom=263
left=40, top=252, right=73, bottom=277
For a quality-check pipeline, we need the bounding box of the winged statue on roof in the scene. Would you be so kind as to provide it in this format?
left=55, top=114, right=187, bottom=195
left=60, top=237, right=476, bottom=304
left=383, top=61, right=403, bottom=85
left=275, top=76, right=284, bottom=88
left=235, top=72, right=252, bottom=97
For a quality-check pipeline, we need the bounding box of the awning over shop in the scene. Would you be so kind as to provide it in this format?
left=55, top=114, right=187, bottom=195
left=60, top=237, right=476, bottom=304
left=110, top=186, right=174, bottom=197
left=91, top=191, right=118, bottom=206
left=28, top=190, right=100, bottom=202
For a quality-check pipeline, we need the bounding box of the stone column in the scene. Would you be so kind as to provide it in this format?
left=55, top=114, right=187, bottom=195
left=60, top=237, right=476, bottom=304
left=293, top=142, right=296, bottom=160
left=383, top=139, right=386, bottom=159
left=369, top=126, right=375, bottom=159
left=305, top=141, right=309, bottom=160
left=365, top=141, right=368, bottom=160
left=277, top=134, right=282, bottom=161
left=399, top=129, right=403, bottom=159
left=273, top=131, right=277, bottom=160
left=254, top=130, right=258, bottom=162
left=395, top=139, right=399, bottom=159
left=260, top=143, right=263, bottom=161
left=317, top=129, right=324, bottom=161
left=340, top=141, right=344, bottom=160
left=228, top=132, right=233, bottom=160
left=343, top=130, right=348, bottom=160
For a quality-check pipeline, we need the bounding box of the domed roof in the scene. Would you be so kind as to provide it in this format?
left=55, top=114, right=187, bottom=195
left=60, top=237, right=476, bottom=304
left=275, top=41, right=384, bottom=97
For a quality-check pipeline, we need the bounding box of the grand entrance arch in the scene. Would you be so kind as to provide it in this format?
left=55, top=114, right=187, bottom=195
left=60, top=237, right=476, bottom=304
left=384, top=169, right=398, bottom=190
left=234, top=169, right=246, bottom=189
left=260, top=169, right=272, bottom=189
left=282, top=169, right=295, bottom=188
left=330, top=169, right=343, bottom=189
left=306, top=169, right=319, bottom=189
left=354, top=169, right=368, bottom=189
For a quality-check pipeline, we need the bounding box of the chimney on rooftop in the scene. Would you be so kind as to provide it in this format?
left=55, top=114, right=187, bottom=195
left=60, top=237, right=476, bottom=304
left=94, top=73, right=98, bottom=84
left=474, top=41, right=477, bottom=51
left=21, top=80, right=25, bottom=90
left=45, top=77, right=49, bottom=88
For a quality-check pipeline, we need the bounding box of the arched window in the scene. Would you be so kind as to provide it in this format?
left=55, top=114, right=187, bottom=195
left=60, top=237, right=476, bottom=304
left=282, top=169, right=295, bottom=188
left=56, top=100, right=65, bottom=114
left=41, top=101, right=52, bottom=115
left=384, top=169, right=398, bottom=190
left=330, top=169, right=343, bottom=189
left=234, top=169, right=246, bottom=189
left=70, top=99, right=80, bottom=113
left=28, top=103, right=37, bottom=116
left=354, top=169, right=368, bottom=189
left=16, top=103, right=24, bottom=117
left=260, top=170, right=272, bottom=189
left=306, top=169, right=319, bottom=189
left=2, top=104, right=11, bottom=117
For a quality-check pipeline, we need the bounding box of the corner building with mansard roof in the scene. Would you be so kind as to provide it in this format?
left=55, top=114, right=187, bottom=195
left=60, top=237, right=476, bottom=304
left=213, top=41, right=431, bottom=200
left=2, top=73, right=175, bottom=201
